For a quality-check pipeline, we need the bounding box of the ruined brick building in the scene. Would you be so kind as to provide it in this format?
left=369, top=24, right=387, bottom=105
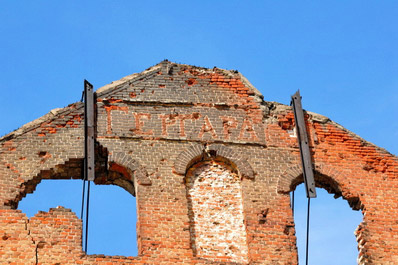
left=0, top=61, right=397, bottom=264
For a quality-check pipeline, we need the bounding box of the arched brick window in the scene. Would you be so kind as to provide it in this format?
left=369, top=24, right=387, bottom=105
left=17, top=179, right=139, bottom=257
left=278, top=164, right=365, bottom=264
left=14, top=152, right=149, bottom=258
left=186, top=160, right=249, bottom=263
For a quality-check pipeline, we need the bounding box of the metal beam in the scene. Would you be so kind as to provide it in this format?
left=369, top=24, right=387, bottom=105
left=291, top=90, right=316, bottom=198
left=84, top=80, right=95, bottom=181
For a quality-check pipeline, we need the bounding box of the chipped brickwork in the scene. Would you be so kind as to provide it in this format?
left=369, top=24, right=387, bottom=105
left=0, top=61, right=397, bottom=264
left=186, top=161, right=248, bottom=263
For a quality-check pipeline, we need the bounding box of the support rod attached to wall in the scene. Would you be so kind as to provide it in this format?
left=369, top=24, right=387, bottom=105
left=82, top=80, right=95, bottom=253
left=291, top=90, right=317, bottom=198
left=291, top=90, right=316, bottom=265
left=84, top=80, right=95, bottom=181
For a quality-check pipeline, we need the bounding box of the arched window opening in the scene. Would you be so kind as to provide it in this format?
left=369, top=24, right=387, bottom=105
left=292, top=183, right=363, bottom=265
left=186, top=160, right=249, bottom=264
left=18, top=179, right=138, bottom=257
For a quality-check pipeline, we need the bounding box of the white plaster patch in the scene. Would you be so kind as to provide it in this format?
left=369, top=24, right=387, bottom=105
left=186, top=161, right=249, bottom=263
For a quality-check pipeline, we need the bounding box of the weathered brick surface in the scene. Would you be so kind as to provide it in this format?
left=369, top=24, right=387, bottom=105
left=0, top=61, right=397, bottom=264
left=186, top=161, right=248, bottom=263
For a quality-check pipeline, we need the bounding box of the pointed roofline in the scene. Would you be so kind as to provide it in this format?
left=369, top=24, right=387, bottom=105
left=2, top=60, right=262, bottom=142
left=95, top=61, right=163, bottom=96
left=95, top=60, right=263, bottom=99
left=2, top=61, right=396, bottom=159
left=0, top=102, right=84, bottom=142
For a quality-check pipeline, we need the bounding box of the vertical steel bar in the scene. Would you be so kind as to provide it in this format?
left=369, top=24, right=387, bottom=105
left=84, top=80, right=95, bottom=181
left=291, top=90, right=317, bottom=198
left=80, top=179, right=86, bottom=220
left=291, top=190, right=295, bottom=215
left=306, top=197, right=311, bottom=265
left=85, top=181, right=91, bottom=253
left=83, top=80, right=95, bottom=253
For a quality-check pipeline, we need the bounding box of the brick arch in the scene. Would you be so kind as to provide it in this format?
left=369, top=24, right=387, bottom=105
left=6, top=150, right=152, bottom=208
left=3, top=143, right=111, bottom=208
left=277, top=163, right=367, bottom=263
left=276, top=165, right=303, bottom=195
left=108, top=152, right=152, bottom=186
left=174, top=143, right=254, bottom=179
left=277, top=164, right=346, bottom=194
left=4, top=157, right=86, bottom=209
left=185, top=160, right=249, bottom=263
left=277, top=163, right=361, bottom=210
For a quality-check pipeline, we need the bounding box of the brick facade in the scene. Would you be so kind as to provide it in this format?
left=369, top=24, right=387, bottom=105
left=0, top=61, right=397, bottom=264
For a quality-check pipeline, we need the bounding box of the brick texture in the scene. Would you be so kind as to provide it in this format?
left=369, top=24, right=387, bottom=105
left=186, top=161, right=248, bottom=263
left=0, top=60, right=397, bottom=264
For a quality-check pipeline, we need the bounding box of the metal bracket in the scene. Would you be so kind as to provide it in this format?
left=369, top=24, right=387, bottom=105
left=291, top=90, right=316, bottom=198
left=84, top=80, right=95, bottom=181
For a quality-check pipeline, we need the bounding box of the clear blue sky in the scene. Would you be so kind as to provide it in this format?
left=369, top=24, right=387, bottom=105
left=1, top=1, right=397, bottom=264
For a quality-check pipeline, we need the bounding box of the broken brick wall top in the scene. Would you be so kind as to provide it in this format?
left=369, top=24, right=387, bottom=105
left=0, top=61, right=397, bottom=264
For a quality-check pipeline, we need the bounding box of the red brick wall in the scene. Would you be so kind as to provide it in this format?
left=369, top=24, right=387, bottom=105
left=0, top=61, right=397, bottom=264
